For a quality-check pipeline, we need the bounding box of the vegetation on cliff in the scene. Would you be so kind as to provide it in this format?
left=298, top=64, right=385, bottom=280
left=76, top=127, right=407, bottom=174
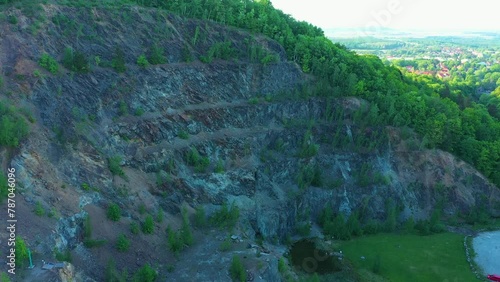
left=1, top=0, right=499, bottom=188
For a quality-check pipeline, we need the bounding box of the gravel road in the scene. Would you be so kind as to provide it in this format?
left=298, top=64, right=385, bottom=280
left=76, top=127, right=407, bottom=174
left=473, top=231, right=500, bottom=275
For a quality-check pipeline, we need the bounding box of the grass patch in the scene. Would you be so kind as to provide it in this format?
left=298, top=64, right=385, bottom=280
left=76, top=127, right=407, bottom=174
left=340, top=232, right=477, bottom=282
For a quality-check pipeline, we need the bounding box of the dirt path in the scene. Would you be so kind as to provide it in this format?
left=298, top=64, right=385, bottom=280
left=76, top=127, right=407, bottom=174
left=472, top=231, right=500, bottom=275
left=140, top=124, right=283, bottom=155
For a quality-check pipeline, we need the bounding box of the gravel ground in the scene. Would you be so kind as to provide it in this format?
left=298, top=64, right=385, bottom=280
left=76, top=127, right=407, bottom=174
left=472, top=231, right=500, bottom=275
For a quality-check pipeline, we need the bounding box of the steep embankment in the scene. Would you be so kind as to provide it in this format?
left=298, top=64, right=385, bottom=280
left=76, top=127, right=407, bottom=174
left=0, top=4, right=499, bottom=282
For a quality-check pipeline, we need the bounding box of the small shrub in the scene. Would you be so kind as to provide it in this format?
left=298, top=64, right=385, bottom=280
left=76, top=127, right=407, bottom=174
left=142, top=215, right=154, bottom=234
left=118, top=100, right=128, bottom=116
left=219, top=237, right=232, bottom=252
left=156, top=171, right=170, bottom=186
left=137, top=54, right=149, bottom=67
left=178, top=130, right=189, bottom=139
left=181, top=45, right=193, bottom=62
left=130, top=222, right=140, bottom=234
left=299, top=141, right=319, bottom=158
left=261, top=54, right=279, bottom=65
left=186, top=147, right=210, bottom=173
left=415, top=220, right=432, bottom=235
left=296, top=163, right=323, bottom=189
left=199, top=55, right=212, bottom=64
left=138, top=204, right=146, bottom=215
left=148, top=44, right=166, bottom=65
left=214, top=159, right=225, bottom=173
left=229, top=255, right=246, bottom=282
left=167, top=225, right=183, bottom=255
left=39, top=53, right=59, bottom=74
left=48, top=207, right=58, bottom=218
left=107, top=203, right=121, bottom=221
left=133, top=264, right=157, bottom=282
left=62, top=47, right=89, bottom=73
left=54, top=248, right=72, bottom=262
left=248, top=97, right=259, bottom=104
left=34, top=201, right=45, bottom=216
left=81, top=183, right=90, bottom=191
left=134, top=107, right=145, bottom=116
left=105, top=259, right=126, bottom=282
left=326, top=178, right=343, bottom=189
left=181, top=207, right=193, bottom=246
left=208, top=41, right=235, bottom=61
left=116, top=234, right=130, bottom=252
left=156, top=209, right=164, bottom=223
left=8, top=15, right=18, bottom=24
left=15, top=238, right=29, bottom=268
left=194, top=205, right=206, bottom=228
left=296, top=222, right=311, bottom=236
left=0, top=174, right=9, bottom=204
left=0, top=272, right=11, bottom=282
left=209, top=202, right=239, bottom=229
left=431, top=223, right=446, bottom=233
left=83, top=215, right=92, bottom=239
left=354, top=163, right=373, bottom=187
left=20, top=107, right=35, bottom=123
left=363, top=219, right=382, bottom=235
left=0, top=101, right=30, bottom=147
left=112, top=47, right=126, bottom=73
left=278, top=257, right=286, bottom=273
left=108, top=156, right=125, bottom=176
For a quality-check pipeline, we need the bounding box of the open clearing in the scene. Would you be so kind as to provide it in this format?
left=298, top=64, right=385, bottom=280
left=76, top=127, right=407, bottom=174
left=340, top=233, right=476, bottom=282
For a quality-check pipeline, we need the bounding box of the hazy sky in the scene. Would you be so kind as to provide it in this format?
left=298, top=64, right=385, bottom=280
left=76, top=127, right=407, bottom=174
left=270, top=0, right=500, bottom=32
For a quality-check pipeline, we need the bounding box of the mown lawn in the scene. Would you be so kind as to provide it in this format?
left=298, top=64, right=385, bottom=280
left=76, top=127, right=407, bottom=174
left=340, top=232, right=477, bottom=282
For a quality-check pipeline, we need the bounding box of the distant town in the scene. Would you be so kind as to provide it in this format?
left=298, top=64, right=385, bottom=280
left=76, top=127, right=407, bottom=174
left=331, top=33, right=500, bottom=97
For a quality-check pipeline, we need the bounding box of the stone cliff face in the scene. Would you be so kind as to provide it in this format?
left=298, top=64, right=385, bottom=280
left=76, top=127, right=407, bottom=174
left=0, top=4, right=499, bottom=281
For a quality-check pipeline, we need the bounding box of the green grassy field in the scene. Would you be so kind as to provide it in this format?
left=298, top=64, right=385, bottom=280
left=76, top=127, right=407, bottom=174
left=340, top=232, right=477, bottom=282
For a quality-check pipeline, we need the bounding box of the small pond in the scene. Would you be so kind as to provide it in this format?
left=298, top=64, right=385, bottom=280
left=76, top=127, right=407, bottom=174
left=289, top=239, right=341, bottom=274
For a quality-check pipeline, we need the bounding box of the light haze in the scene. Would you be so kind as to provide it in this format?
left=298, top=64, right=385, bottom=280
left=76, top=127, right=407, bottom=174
left=270, top=0, right=500, bottom=32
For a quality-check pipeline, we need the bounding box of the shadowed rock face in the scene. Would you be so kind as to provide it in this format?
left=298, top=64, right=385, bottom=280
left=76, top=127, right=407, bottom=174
left=1, top=4, right=499, bottom=282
